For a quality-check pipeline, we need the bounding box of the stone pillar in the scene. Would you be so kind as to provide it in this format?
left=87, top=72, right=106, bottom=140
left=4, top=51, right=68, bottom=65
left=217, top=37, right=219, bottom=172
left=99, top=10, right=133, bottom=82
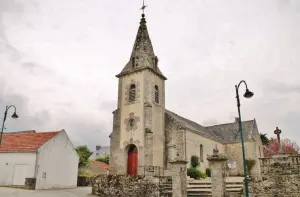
left=144, top=102, right=153, bottom=166
left=169, top=160, right=188, bottom=197
left=207, top=149, right=228, bottom=197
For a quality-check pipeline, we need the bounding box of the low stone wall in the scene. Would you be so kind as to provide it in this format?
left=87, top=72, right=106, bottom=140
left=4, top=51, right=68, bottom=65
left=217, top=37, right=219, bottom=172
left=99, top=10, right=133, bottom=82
left=91, top=175, right=172, bottom=197
left=25, top=178, right=36, bottom=190
left=248, top=154, right=300, bottom=197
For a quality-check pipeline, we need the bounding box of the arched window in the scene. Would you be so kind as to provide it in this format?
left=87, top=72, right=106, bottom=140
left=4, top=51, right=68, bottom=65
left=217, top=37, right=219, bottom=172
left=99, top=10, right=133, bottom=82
left=155, top=85, right=159, bottom=103
left=129, top=84, right=136, bottom=102
left=200, top=144, right=204, bottom=162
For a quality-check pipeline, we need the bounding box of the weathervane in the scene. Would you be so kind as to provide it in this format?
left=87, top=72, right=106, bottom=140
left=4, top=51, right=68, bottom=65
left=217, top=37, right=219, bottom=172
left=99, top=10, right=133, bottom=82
left=141, top=0, right=147, bottom=14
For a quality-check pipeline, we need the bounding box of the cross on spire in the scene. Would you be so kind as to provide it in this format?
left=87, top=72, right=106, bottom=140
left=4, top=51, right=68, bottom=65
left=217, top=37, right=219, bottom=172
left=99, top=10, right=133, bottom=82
left=141, top=0, right=147, bottom=14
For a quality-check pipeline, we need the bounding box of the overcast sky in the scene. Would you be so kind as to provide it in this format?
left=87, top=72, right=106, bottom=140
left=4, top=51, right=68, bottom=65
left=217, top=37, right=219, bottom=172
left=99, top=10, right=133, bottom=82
left=0, top=0, right=300, bottom=150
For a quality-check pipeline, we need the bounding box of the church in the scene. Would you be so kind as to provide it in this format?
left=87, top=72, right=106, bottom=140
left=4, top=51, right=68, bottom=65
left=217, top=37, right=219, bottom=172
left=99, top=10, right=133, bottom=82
left=109, top=13, right=263, bottom=177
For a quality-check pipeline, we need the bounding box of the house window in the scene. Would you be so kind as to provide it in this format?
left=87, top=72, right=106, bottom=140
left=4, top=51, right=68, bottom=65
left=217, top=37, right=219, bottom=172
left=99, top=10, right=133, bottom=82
left=154, top=85, right=159, bottom=103
left=129, top=84, right=136, bottom=102
left=200, top=144, right=204, bottom=162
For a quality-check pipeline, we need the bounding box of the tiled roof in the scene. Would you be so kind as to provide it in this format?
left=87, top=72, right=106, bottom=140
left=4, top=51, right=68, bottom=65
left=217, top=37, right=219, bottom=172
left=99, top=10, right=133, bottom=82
left=91, top=160, right=109, bottom=169
left=0, top=131, right=60, bottom=153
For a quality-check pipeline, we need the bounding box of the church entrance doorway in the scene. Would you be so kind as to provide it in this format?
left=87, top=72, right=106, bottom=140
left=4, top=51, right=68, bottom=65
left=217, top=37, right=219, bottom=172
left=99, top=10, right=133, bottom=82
left=127, top=145, right=138, bottom=175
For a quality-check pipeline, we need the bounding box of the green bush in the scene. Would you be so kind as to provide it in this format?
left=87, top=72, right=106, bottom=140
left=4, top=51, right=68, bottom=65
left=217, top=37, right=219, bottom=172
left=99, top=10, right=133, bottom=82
left=205, top=168, right=211, bottom=177
left=187, top=168, right=207, bottom=180
left=96, top=154, right=110, bottom=164
left=191, top=155, right=200, bottom=168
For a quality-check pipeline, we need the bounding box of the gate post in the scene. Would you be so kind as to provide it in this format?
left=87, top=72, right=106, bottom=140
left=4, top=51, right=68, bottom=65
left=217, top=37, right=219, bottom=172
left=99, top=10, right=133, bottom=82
left=207, top=148, right=228, bottom=197
left=169, top=160, right=188, bottom=197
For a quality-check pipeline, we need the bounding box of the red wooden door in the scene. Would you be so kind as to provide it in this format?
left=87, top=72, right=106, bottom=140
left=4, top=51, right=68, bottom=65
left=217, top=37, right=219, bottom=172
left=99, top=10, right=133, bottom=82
left=127, top=151, right=138, bottom=175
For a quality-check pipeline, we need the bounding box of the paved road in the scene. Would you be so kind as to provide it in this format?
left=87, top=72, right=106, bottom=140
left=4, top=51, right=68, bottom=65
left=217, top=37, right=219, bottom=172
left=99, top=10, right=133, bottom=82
left=0, top=187, right=93, bottom=197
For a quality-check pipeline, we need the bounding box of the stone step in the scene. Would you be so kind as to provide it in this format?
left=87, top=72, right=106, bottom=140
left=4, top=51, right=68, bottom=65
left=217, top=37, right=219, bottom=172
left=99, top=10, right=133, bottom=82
left=187, top=185, right=211, bottom=189
left=227, top=188, right=243, bottom=192
left=226, top=184, right=243, bottom=188
left=189, top=182, right=211, bottom=185
left=187, top=188, right=212, bottom=192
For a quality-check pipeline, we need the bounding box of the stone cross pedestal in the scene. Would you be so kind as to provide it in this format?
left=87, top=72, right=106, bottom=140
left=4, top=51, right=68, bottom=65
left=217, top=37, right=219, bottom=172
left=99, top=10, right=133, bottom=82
left=207, top=148, right=228, bottom=197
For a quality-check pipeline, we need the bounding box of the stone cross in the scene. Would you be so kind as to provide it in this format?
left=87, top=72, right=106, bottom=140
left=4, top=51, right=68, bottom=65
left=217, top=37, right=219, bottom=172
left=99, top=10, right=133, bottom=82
left=274, top=127, right=282, bottom=152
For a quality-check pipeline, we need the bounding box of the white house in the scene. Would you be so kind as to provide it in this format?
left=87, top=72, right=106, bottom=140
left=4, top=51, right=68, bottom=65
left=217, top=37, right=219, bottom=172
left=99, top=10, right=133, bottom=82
left=0, top=129, right=79, bottom=189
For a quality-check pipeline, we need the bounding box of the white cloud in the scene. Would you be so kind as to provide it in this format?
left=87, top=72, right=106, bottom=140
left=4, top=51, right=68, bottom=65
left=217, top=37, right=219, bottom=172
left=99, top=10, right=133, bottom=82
left=0, top=0, right=300, bottom=149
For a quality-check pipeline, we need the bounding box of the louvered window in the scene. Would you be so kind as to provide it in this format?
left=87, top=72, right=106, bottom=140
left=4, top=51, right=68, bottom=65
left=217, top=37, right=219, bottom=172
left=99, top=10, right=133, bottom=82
left=155, top=85, right=159, bottom=103
left=129, top=84, right=136, bottom=102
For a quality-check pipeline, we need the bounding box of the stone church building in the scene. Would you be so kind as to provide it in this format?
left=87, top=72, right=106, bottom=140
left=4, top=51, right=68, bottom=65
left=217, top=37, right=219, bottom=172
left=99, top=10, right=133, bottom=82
left=109, top=14, right=263, bottom=177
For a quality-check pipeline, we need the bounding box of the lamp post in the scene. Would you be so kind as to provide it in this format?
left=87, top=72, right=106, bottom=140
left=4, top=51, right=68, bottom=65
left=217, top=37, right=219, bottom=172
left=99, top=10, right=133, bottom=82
left=0, top=105, right=19, bottom=145
left=235, top=80, right=254, bottom=197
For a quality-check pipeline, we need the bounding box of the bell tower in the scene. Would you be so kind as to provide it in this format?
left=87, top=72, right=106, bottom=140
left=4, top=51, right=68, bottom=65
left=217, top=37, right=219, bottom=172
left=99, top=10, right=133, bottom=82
left=109, top=13, right=167, bottom=175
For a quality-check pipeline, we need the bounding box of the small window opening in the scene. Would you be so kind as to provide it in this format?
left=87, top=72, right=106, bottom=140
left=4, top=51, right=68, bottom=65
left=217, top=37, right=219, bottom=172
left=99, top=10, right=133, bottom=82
left=200, top=144, right=204, bottom=162
left=132, top=57, right=135, bottom=69
left=154, top=85, right=159, bottom=103
left=129, top=84, right=136, bottom=102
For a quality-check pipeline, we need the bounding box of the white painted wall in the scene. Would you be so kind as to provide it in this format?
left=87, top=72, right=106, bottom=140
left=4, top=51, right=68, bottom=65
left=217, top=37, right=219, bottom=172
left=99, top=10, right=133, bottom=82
left=0, top=152, right=36, bottom=186
left=35, top=130, right=79, bottom=189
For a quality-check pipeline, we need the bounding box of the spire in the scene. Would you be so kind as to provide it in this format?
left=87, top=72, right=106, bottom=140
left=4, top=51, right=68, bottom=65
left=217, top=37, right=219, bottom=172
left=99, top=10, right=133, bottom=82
left=116, top=14, right=166, bottom=80
left=131, top=14, right=154, bottom=58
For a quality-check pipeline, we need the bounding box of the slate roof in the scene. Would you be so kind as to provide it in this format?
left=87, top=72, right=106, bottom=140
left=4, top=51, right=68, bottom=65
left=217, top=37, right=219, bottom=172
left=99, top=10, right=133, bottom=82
left=0, top=131, right=60, bottom=153
left=116, top=14, right=166, bottom=80
left=165, top=110, right=257, bottom=143
left=89, top=146, right=110, bottom=160
left=165, top=110, right=225, bottom=143
left=206, top=120, right=257, bottom=143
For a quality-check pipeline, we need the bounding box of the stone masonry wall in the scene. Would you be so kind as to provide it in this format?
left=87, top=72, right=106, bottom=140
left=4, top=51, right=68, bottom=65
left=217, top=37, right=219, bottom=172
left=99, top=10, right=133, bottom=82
left=225, top=141, right=261, bottom=176
left=91, top=175, right=172, bottom=197
left=248, top=154, right=300, bottom=197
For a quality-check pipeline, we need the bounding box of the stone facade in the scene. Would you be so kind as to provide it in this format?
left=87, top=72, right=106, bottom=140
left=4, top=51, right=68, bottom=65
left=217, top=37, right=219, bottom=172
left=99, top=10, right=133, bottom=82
left=91, top=175, right=172, bottom=197
left=109, top=13, right=263, bottom=197
left=248, top=153, right=300, bottom=197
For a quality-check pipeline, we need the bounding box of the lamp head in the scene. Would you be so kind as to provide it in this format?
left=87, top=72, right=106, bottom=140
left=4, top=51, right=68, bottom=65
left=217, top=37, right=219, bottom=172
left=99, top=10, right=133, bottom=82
left=11, top=112, right=18, bottom=119
left=243, top=89, right=254, bottom=98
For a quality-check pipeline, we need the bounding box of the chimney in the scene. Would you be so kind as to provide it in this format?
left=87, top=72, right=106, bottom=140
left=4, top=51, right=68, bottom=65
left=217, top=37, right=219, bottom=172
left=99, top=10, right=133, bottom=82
left=235, top=117, right=240, bottom=123
left=96, top=146, right=102, bottom=151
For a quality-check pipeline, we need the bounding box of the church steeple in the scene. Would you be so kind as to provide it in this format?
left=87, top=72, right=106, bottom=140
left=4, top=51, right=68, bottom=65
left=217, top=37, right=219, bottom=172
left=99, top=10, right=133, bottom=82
left=116, top=14, right=167, bottom=80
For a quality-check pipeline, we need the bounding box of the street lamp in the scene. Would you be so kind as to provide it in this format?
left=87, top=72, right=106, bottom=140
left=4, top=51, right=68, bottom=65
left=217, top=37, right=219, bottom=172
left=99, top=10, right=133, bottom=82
left=0, top=105, right=19, bottom=145
left=235, top=80, right=254, bottom=197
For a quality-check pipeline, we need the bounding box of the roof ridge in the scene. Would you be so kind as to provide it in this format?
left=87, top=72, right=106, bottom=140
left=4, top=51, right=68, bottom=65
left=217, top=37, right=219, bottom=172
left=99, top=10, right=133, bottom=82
left=3, top=131, right=60, bottom=135
left=205, top=119, right=255, bottom=128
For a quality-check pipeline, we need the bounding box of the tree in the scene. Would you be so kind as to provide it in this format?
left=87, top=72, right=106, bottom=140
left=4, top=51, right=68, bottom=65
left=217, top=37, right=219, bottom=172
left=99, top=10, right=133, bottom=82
left=260, top=133, right=270, bottom=145
left=96, top=154, right=110, bottom=164
left=264, top=138, right=300, bottom=157
left=75, top=145, right=93, bottom=167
